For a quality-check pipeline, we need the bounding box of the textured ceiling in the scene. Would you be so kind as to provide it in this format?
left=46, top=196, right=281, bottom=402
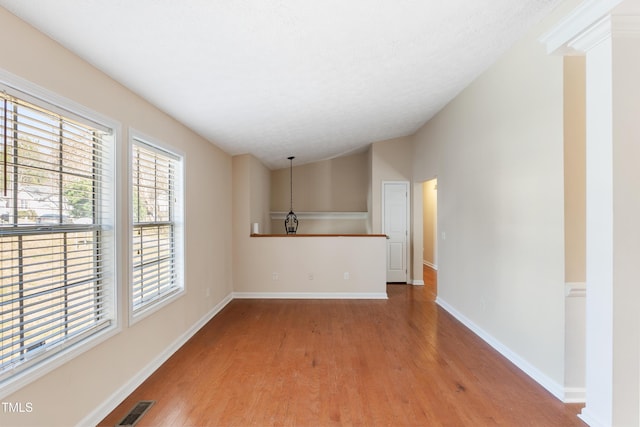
left=0, top=1, right=560, bottom=169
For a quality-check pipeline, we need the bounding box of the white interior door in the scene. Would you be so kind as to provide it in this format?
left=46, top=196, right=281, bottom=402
left=383, top=182, right=409, bottom=283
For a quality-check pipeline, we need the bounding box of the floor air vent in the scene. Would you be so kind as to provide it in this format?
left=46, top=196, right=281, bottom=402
left=115, top=400, right=155, bottom=427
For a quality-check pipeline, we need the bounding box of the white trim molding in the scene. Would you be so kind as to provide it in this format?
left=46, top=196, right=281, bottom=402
left=270, top=211, right=367, bottom=221
left=578, top=408, right=608, bottom=427
left=565, top=282, right=586, bottom=298
left=233, top=292, right=388, bottom=300
left=539, top=0, right=624, bottom=54
left=565, top=15, right=640, bottom=53
left=411, top=280, right=425, bottom=286
left=540, top=0, right=640, bottom=55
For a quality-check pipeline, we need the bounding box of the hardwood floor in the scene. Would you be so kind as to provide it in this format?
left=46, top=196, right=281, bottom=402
left=98, top=267, right=584, bottom=426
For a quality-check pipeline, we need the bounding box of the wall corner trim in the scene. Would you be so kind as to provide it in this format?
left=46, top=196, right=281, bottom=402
left=435, top=297, right=565, bottom=401
left=78, top=292, right=234, bottom=427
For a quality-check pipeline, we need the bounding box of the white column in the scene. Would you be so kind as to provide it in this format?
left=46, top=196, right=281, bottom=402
left=542, top=2, right=640, bottom=426
left=584, top=25, right=615, bottom=426
left=608, top=24, right=640, bottom=425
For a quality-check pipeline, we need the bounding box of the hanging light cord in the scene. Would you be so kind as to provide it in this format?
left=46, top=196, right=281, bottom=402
left=288, top=156, right=294, bottom=212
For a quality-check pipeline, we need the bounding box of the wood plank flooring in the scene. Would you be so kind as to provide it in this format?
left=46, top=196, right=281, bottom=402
left=98, top=267, right=584, bottom=426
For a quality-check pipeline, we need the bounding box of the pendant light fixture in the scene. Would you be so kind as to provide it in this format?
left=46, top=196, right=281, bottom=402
left=284, top=156, right=298, bottom=234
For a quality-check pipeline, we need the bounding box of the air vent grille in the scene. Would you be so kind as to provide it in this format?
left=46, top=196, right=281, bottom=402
left=115, top=400, right=155, bottom=427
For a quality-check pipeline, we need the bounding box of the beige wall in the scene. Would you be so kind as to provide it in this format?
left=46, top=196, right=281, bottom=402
left=422, top=179, right=437, bottom=268
left=563, top=56, right=586, bottom=284
left=234, top=236, right=387, bottom=296
left=0, top=1, right=589, bottom=424
left=268, top=138, right=416, bottom=277
left=234, top=154, right=385, bottom=295
left=366, top=147, right=373, bottom=233
left=249, top=155, right=272, bottom=235
left=232, top=153, right=273, bottom=291
left=369, top=136, right=415, bottom=282
left=412, top=2, right=575, bottom=398
left=270, top=152, right=368, bottom=234
left=270, top=214, right=368, bottom=235
left=369, top=137, right=413, bottom=234
left=271, top=152, right=368, bottom=212
left=1, top=8, right=233, bottom=426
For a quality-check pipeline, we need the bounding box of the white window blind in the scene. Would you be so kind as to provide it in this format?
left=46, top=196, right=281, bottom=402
left=131, top=139, right=181, bottom=314
left=0, top=91, right=113, bottom=381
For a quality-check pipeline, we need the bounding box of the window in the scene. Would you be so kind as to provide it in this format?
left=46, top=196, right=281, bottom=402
left=130, top=134, right=183, bottom=319
left=0, top=86, right=115, bottom=386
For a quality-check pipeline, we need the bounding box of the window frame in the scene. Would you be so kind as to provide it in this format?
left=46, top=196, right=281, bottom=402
left=0, top=70, right=120, bottom=399
left=128, top=129, right=184, bottom=325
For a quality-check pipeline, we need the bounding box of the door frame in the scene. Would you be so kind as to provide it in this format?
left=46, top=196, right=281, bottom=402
left=381, top=180, right=410, bottom=283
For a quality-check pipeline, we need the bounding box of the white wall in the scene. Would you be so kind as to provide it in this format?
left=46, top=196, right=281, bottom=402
left=412, top=2, right=576, bottom=398
left=0, top=8, right=233, bottom=426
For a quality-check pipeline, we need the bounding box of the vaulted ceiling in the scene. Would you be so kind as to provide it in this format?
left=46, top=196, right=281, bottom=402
left=0, top=1, right=561, bottom=169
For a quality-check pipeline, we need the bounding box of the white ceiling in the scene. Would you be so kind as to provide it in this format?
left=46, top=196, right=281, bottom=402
left=0, top=1, right=561, bottom=169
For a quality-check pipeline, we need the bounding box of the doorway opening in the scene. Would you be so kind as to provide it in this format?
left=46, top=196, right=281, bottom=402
left=422, top=178, right=438, bottom=296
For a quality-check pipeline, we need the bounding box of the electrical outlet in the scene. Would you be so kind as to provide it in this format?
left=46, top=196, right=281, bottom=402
left=308, top=273, right=314, bottom=281
left=343, top=272, right=350, bottom=280
left=272, top=273, right=279, bottom=281
left=205, top=288, right=210, bottom=297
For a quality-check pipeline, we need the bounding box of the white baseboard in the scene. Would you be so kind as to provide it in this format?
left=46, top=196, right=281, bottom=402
left=78, top=293, right=234, bottom=427
left=564, top=281, right=586, bottom=404
left=411, top=280, right=425, bottom=286
left=435, top=296, right=566, bottom=402
left=233, top=292, right=388, bottom=300
left=423, top=260, right=438, bottom=270
left=579, top=407, right=607, bottom=427
left=563, top=387, right=586, bottom=403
